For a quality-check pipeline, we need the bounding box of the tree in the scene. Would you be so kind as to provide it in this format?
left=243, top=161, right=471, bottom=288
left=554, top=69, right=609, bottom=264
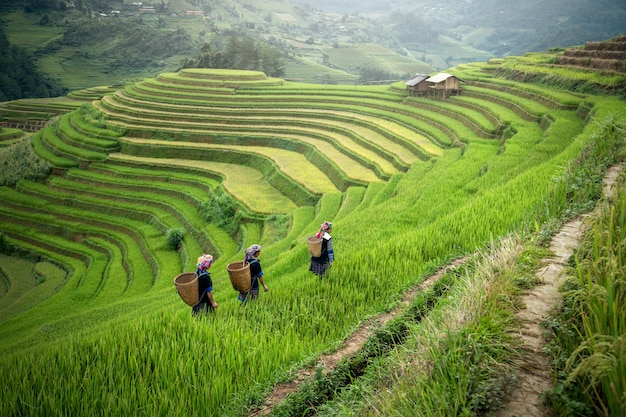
left=166, top=228, right=185, bottom=251
left=259, top=43, right=285, bottom=77
left=358, top=64, right=399, bottom=83
left=182, top=35, right=285, bottom=77
left=388, top=12, right=437, bottom=43
left=0, top=27, right=66, bottom=100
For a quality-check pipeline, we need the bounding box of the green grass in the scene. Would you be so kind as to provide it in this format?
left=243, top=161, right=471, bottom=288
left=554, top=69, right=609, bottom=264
left=0, top=54, right=625, bottom=417
left=544, top=117, right=626, bottom=417
left=322, top=43, right=432, bottom=75
left=30, top=129, right=79, bottom=168
left=0, top=128, right=23, bottom=140
left=351, top=237, right=525, bottom=417
left=500, top=58, right=626, bottom=88
left=3, top=12, right=64, bottom=51
left=108, top=153, right=299, bottom=215
left=0, top=255, right=67, bottom=323
left=104, top=91, right=409, bottom=172
left=283, top=56, right=359, bottom=83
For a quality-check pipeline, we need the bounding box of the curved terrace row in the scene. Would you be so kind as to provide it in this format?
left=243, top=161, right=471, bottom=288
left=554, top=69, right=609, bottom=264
left=95, top=94, right=417, bottom=177
left=0, top=64, right=591, bottom=347
left=2, top=32, right=625, bottom=417
left=121, top=68, right=571, bottom=151
left=125, top=78, right=458, bottom=148
left=110, top=84, right=445, bottom=156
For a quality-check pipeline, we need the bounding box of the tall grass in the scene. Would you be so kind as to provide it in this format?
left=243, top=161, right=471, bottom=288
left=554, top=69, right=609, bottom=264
left=345, top=236, right=526, bottom=417
left=545, top=107, right=626, bottom=223
left=546, top=179, right=626, bottom=416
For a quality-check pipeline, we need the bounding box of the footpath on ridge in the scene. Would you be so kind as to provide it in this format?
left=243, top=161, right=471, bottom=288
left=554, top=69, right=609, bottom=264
left=248, top=255, right=470, bottom=417
left=496, top=163, right=623, bottom=417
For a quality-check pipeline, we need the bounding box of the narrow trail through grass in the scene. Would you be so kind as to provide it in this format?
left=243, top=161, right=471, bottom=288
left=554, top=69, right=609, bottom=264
left=495, top=163, right=623, bottom=417
left=248, top=255, right=471, bottom=417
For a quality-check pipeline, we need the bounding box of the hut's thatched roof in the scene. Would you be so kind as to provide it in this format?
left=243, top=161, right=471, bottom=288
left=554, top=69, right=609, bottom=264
left=425, top=72, right=457, bottom=84
left=405, top=74, right=429, bottom=86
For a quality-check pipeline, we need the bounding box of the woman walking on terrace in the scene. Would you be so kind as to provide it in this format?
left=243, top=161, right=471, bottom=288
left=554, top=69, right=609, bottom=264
left=192, top=254, right=218, bottom=316
left=309, top=221, right=334, bottom=279
left=238, top=244, right=268, bottom=303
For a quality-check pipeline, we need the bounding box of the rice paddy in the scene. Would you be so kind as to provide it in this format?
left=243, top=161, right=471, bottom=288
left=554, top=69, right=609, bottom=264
left=0, top=58, right=625, bottom=416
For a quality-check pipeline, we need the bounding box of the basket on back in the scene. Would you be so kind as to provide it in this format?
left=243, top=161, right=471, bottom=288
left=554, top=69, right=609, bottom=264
left=174, top=272, right=199, bottom=306
left=306, top=236, right=323, bottom=257
left=227, top=261, right=251, bottom=293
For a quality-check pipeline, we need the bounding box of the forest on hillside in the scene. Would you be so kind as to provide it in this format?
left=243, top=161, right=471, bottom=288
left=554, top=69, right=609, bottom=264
left=0, top=26, right=66, bottom=101
left=0, top=0, right=624, bottom=99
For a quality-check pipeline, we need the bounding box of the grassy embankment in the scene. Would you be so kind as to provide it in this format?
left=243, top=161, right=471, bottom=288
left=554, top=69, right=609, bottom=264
left=0, top=51, right=624, bottom=416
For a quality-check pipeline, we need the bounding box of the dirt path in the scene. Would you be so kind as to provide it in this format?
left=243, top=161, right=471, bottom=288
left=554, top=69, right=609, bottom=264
left=248, top=256, right=470, bottom=417
left=496, top=163, right=623, bottom=417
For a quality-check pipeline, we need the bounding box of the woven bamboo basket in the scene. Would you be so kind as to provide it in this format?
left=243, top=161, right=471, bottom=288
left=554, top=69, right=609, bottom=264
left=227, top=261, right=251, bottom=293
left=306, top=236, right=323, bottom=257
left=174, top=272, right=199, bottom=306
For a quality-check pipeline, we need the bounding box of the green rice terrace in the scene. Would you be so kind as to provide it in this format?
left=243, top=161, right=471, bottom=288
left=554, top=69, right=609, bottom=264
left=0, top=43, right=625, bottom=416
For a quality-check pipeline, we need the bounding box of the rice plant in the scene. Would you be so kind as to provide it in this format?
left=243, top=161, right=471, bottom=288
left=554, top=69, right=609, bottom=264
left=545, top=181, right=626, bottom=416
left=1, top=51, right=625, bottom=417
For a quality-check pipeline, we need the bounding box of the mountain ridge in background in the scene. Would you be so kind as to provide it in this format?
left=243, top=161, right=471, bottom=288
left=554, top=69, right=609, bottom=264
left=0, top=0, right=624, bottom=98
left=291, top=0, right=626, bottom=56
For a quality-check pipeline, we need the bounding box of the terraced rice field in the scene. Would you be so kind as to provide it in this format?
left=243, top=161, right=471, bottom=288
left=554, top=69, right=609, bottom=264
left=1, top=62, right=624, bottom=417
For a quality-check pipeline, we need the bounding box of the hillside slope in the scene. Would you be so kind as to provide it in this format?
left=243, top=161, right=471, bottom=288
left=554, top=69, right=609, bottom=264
left=2, top=0, right=624, bottom=94
left=0, top=44, right=625, bottom=416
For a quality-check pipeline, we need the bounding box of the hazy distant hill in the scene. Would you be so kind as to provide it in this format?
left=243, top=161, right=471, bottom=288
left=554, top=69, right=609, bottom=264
left=1, top=0, right=624, bottom=98
left=291, top=0, right=626, bottom=56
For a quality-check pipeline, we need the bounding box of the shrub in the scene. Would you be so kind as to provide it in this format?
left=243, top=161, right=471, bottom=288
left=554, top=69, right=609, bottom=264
left=166, top=228, right=185, bottom=250
left=199, top=188, right=241, bottom=234
left=0, top=138, right=51, bottom=186
left=79, top=103, right=108, bottom=130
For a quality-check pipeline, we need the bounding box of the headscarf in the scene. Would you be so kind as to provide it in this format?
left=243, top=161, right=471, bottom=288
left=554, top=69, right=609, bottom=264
left=244, top=244, right=262, bottom=263
left=315, top=221, right=332, bottom=239
left=196, top=253, right=213, bottom=271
